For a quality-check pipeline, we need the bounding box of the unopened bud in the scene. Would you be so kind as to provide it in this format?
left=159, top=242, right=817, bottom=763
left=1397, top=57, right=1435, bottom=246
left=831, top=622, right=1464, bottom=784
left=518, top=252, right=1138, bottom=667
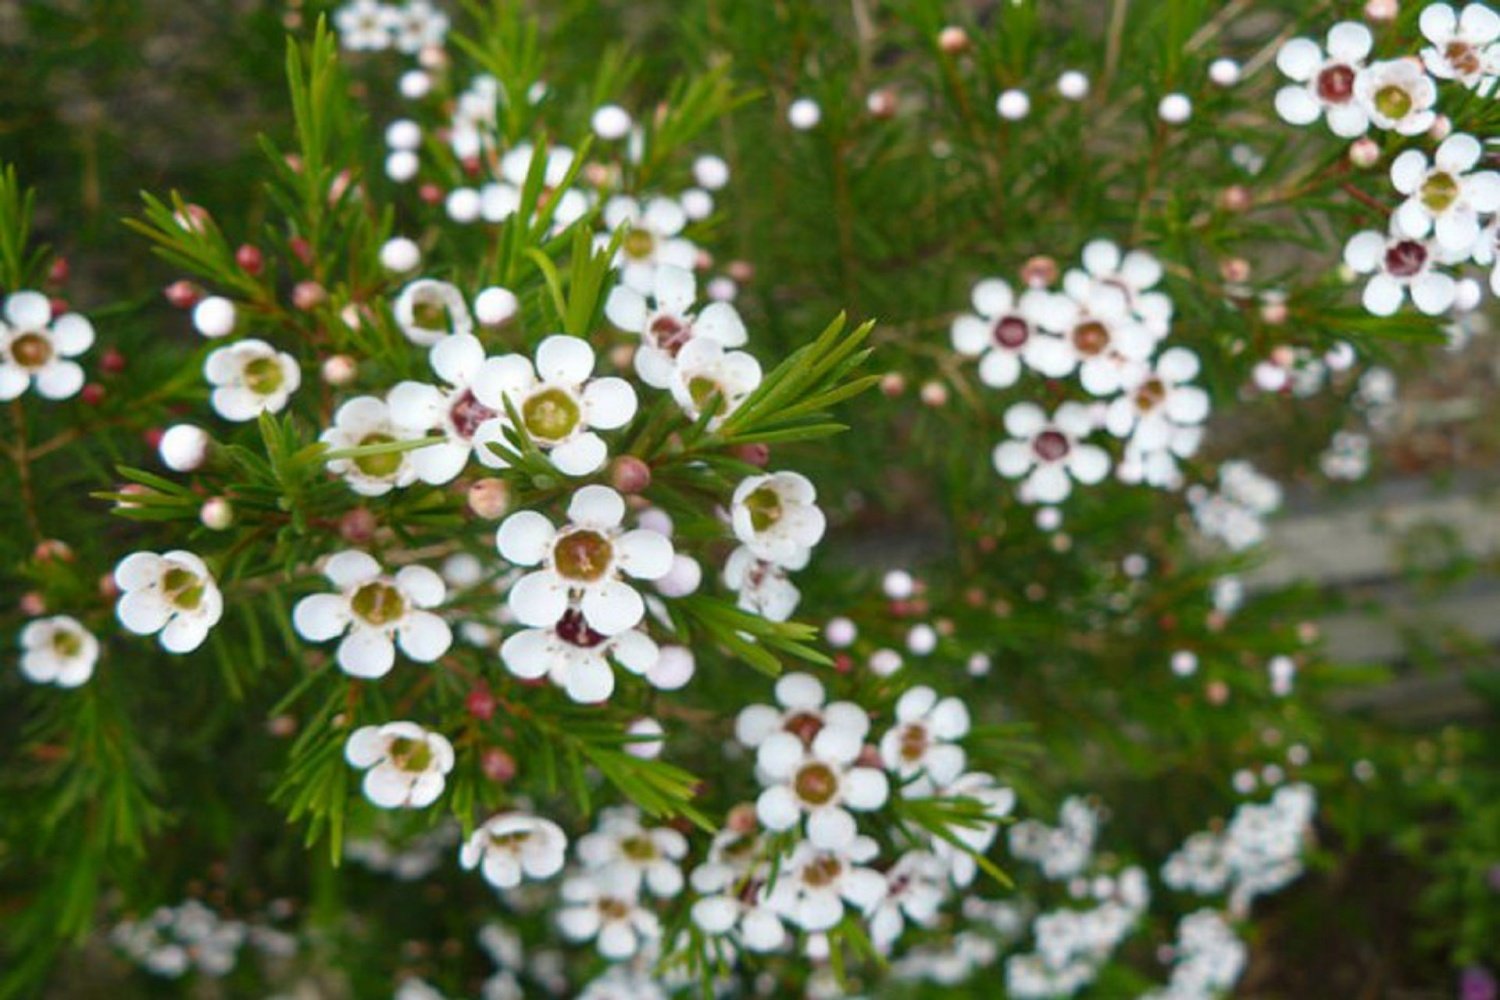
left=467, top=478, right=511, bottom=519
left=938, top=25, right=970, bottom=55
left=610, top=455, right=652, bottom=494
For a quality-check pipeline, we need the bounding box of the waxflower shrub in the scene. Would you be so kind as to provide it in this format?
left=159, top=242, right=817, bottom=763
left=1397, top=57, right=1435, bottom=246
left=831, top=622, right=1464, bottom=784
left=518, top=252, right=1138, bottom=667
left=1, top=1, right=1498, bottom=997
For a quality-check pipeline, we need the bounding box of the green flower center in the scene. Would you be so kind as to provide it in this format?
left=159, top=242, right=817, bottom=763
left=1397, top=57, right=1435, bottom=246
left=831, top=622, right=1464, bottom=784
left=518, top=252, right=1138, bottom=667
left=553, top=529, right=613, bottom=582
left=52, top=629, right=83, bottom=657
left=598, top=897, right=631, bottom=920
left=354, top=433, right=403, bottom=477
left=801, top=854, right=843, bottom=888
left=1374, top=84, right=1412, bottom=121
left=1134, top=377, right=1167, bottom=412
left=623, top=228, right=657, bottom=261
left=488, top=829, right=534, bottom=850
left=898, top=723, right=930, bottom=762
left=351, top=581, right=406, bottom=626
left=743, top=486, right=784, bottom=533
left=1420, top=171, right=1460, bottom=213
left=11, top=332, right=52, bottom=369
left=793, top=762, right=839, bottom=806
left=388, top=736, right=433, bottom=772
left=688, top=376, right=723, bottom=409
left=621, top=835, right=658, bottom=861
left=243, top=356, right=285, bottom=395
left=521, top=387, right=580, bottom=443
left=162, top=566, right=205, bottom=611
left=412, top=297, right=451, bottom=330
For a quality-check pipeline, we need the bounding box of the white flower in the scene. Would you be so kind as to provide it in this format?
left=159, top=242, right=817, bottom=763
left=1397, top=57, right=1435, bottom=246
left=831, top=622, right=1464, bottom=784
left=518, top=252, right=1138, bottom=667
left=879, top=686, right=970, bottom=791
left=19, top=615, right=98, bottom=687
left=557, top=868, right=661, bottom=959
left=731, top=471, right=825, bottom=566
left=320, top=396, right=420, bottom=496
left=1103, top=347, right=1210, bottom=449
left=1274, top=22, right=1373, bottom=137
left=389, top=0, right=447, bottom=53
left=393, top=279, right=474, bottom=347
left=868, top=851, right=949, bottom=953
left=723, top=545, right=804, bottom=622
left=992, top=402, right=1110, bottom=504
left=468, top=335, right=637, bottom=477
left=604, top=265, right=747, bottom=388
left=469, top=144, right=589, bottom=232
left=1391, top=133, right=1500, bottom=255
left=460, top=813, right=568, bottom=889
left=293, top=551, right=452, bottom=679
left=949, top=279, right=1072, bottom=387
left=0, top=290, right=93, bottom=401
left=114, top=550, right=223, bottom=653
left=753, top=715, right=889, bottom=850
left=1354, top=59, right=1439, bottom=136
left=763, top=836, right=886, bottom=932
left=1050, top=283, right=1157, bottom=394
left=601, top=195, right=698, bottom=293
left=1069, top=239, right=1174, bottom=337
left=1344, top=227, right=1458, bottom=316
left=387, top=333, right=508, bottom=484
left=334, top=0, right=394, bottom=51
left=577, top=805, right=689, bottom=897
left=500, top=611, right=658, bottom=703
left=1420, top=3, right=1500, bottom=91
left=666, top=335, right=762, bottom=428
left=734, top=672, right=870, bottom=753
left=926, top=772, right=1016, bottom=886
left=344, top=721, right=454, bottom=809
left=204, top=339, right=300, bottom=421
left=497, top=485, right=674, bottom=635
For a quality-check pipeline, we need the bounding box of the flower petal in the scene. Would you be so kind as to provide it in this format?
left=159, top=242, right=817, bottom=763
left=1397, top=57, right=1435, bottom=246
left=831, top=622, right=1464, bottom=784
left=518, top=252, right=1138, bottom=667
left=535, top=335, right=595, bottom=386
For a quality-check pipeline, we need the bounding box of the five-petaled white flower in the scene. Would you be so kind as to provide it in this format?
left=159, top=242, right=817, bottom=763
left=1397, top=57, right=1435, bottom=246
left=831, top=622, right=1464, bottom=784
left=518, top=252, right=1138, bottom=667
left=949, top=278, right=1072, bottom=387
left=0, top=290, right=94, bottom=401
left=393, top=279, right=474, bottom=347
left=735, top=672, right=870, bottom=753
left=557, top=867, right=662, bottom=959
left=723, top=545, right=804, bottom=622
left=992, top=402, right=1111, bottom=504
left=293, top=551, right=452, bottom=679
left=460, top=812, right=569, bottom=889
left=605, top=265, right=747, bottom=388
left=473, top=335, right=637, bottom=477
left=1068, top=240, right=1174, bottom=338
left=1103, top=347, right=1210, bottom=449
left=497, top=485, right=674, bottom=636
left=1344, top=227, right=1458, bottom=316
left=754, top=712, right=890, bottom=850
left=731, top=471, right=826, bottom=567
left=762, top=836, right=887, bottom=933
left=386, top=333, right=509, bottom=484
left=879, top=686, right=971, bottom=792
left=19, top=615, right=98, bottom=687
left=320, top=396, right=421, bottom=496
left=1420, top=3, right=1500, bottom=92
left=334, top=0, right=395, bottom=51
left=925, top=772, right=1016, bottom=886
left=666, top=336, right=762, bottom=428
left=868, top=851, right=949, bottom=953
left=344, top=721, right=454, bottom=809
left=1050, top=284, right=1157, bottom=396
left=389, top=0, right=447, bottom=54
left=114, top=550, right=223, bottom=653
left=204, top=339, right=301, bottom=421
left=500, top=611, right=659, bottom=703
left=577, top=805, right=690, bottom=898
left=1390, top=133, right=1500, bottom=256
left=1274, top=22, right=1374, bottom=137
left=600, top=195, right=697, bottom=293
left=1354, top=59, right=1439, bottom=136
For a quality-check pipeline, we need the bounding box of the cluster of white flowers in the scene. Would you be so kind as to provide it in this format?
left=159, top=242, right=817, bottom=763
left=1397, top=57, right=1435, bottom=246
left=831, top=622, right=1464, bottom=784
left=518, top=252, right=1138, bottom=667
left=1161, top=783, right=1316, bottom=917
left=1142, top=910, right=1248, bottom=1000
left=1005, top=868, right=1150, bottom=999
left=1008, top=796, right=1100, bottom=880
left=345, top=821, right=460, bottom=880
left=1277, top=8, right=1500, bottom=315
left=555, top=806, right=684, bottom=960
left=955, top=240, right=1210, bottom=501
left=1320, top=429, right=1372, bottom=480
left=334, top=0, right=448, bottom=55
left=1186, top=460, right=1284, bottom=551
left=109, top=900, right=247, bottom=978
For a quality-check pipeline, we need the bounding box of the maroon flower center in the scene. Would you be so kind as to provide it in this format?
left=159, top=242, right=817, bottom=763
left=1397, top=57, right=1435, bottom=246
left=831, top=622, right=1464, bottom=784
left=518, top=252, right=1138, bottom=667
left=10, top=332, right=52, bottom=369
left=449, top=389, right=498, bottom=440
left=1033, top=429, right=1071, bottom=463
left=1316, top=63, right=1356, bottom=104
left=784, top=711, right=824, bottom=747
left=898, top=723, right=930, bottom=762
left=1384, top=240, right=1428, bottom=278
left=992, top=316, right=1031, bottom=349
left=794, top=762, right=840, bottom=805
left=1135, top=377, right=1167, bottom=412
left=1446, top=41, right=1482, bottom=76
left=1071, top=320, right=1110, bottom=356
left=556, top=607, right=608, bottom=648
left=649, top=314, right=694, bottom=356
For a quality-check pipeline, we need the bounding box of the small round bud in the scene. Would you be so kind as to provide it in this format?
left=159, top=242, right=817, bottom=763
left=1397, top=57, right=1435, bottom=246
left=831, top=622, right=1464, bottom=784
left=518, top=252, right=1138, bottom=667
left=906, top=623, right=938, bottom=655
left=47, top=256, right=70, bottom=285
left=656, top=555, right=702, bottom=598
left=681, top=188, right=714, bottom=221
left=693, top=155, right=730, bottom=191
left=938, top=25, right=970, bottom=55
left=385, top=119, right=421, bottom=150
left=1021, top=254, right=1059, bottom=287
left=610, top=455, right=652, bottom=494
left=292, top=281, right=326, bottom=311
left=164, top=279, right=202, bottom=309
left=81, top=383, right=105, bottom=405
left=192, top=296, right=236, bottom=337
left=788, top=98, right=822, bottom=131
left=1208, top=58, right=1241, bottom=87
left=1219, top=184, right=1253, bottom=213
left=399, top=69, right=432, bottom=100
left=731, top=442, right=770, bottom=467
left=339, top=507, right=378, bottom=544
left=466, top=684, right=497, bottom=721
left=33, top=539, right=74, bottom=562
left=288, top=236, right=313, bottom=265
left=100, top=347, right=125, bottom=374
left=1220, top=258, right=1251, bottom=283
left=160, top=423, right=210, bottom=472
left=647, top=645, right=695, bottom=690
left=321, top=354, right=357, bottom=386
left=1349, top=137, right=1381, bottom=169
left=1158, top=93, right=1192, bottom=124
left=868, top=648, right=903, bottom=677
left=481, top=747, right=517, bottom=783
left=625, top=717, right=664, bottom=759
left=920, top=380, right=948, bottom=407
left=20, top=591, right=46, bottom=616
left=474, top=286, right=519, bottom=326
left=1206, top=679, right=1230, bottom=705
left=200, top=497, right=235, bottom=530
left=1170, top=650, right=1199, bottom=677
left=446, top=187, right=482, bottom=223
left=727, top=259, right=755, bottom=283
left=1057, top=70, right=1089, bottom=101
left=1429, top=114, right=1452, bottom=141
left=235, top=244, right=264, bottom=275
left=386, top=150, right=419, bottom=183
left=883, top=569, right=915, bottom=599
left=825, top=617, right=857, bottom=647
left=996, top=89, right=1031, bottom=120
left=379, top=237, right=421, bottom=274
left=1364, top=0, right=1398, bottom=21
left=591, top=104, right=632, bottom=140
left=467, top=478, right=511, bottom=519
left=1454, top=277, right=1483, bottom=312
left=1260, top=299, right=1289, bottom=325
left=418, top=183, right=444, bottom=205
left=866, top=88, right=898, bottom=119
left=727, top=803, right=758, bottom=834
left=880, top=372, right=906, bottom=397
